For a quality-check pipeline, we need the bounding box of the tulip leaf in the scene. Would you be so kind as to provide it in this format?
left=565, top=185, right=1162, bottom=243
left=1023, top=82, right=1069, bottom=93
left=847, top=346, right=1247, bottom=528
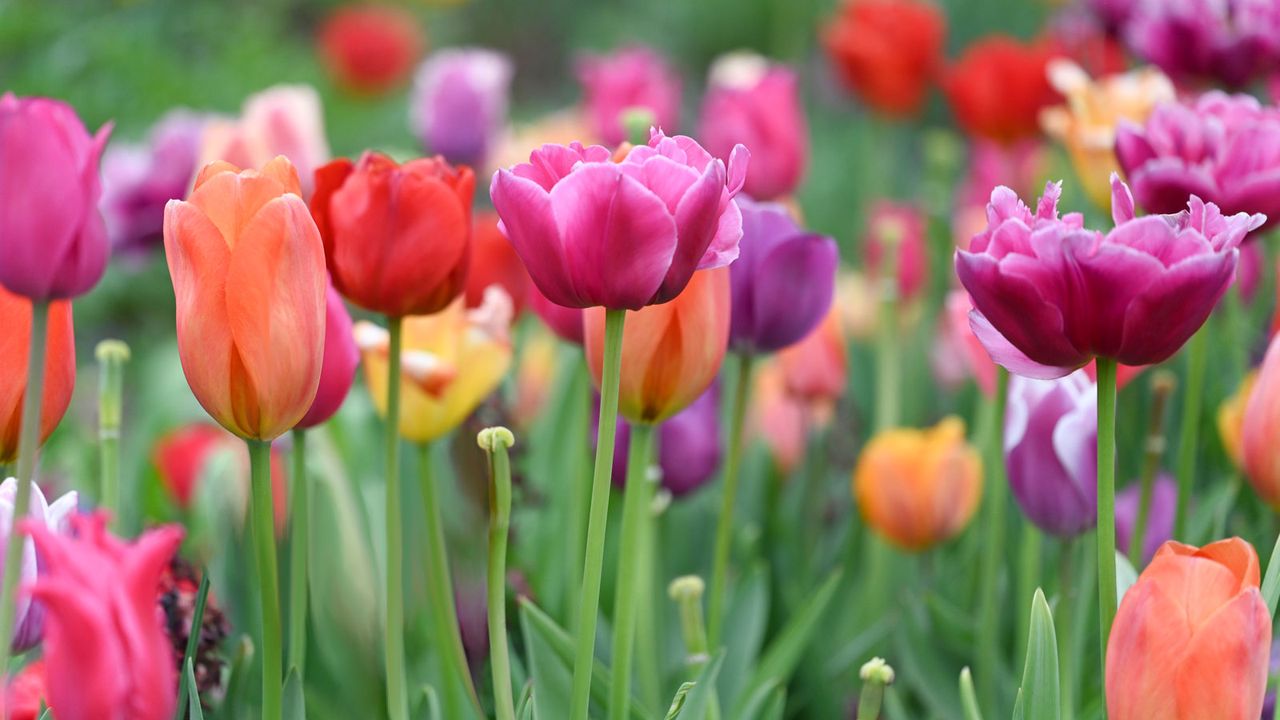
left=185, top=658, right=205, bottom=720
left=282, top=667, right=305, bottom=720
left=756, top=686, right=786, bottom=720
left=175, top=570, right=212, bottom=719
left=720, top=563, right=769, bottom=707
left=664, top=682, right=695, bottom=720
left=36, top=712, right=49, bottom=720
left=221, top=635, right=255, bottom=718
left=1115, top=551, right=1138, bottom=604
left=413, top=685, right=443, bottom=720
left=516, top=681, right=535, bottom=720
left=672, top=651, right=725, bottom=720
left=1015, top=588, right=1060, bottom=720
left=519, top=601, right=573, bottom=720
left=734, top=679, right=782, bottom=720
left=1261, top=532, right=1280, bottom=617
left=959, top=667, right=984, bottom=720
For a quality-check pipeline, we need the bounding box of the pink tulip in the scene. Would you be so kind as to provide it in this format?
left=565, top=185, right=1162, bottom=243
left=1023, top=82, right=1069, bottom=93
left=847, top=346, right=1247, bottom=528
left=864, top=201, right=928, bottom=302
left=576, top=46, right=682, bottom=146
left=296, top=284, right=359, bottom=428
left=932, top=290, right=997, bottom=394
left=698, top=53, right=807, bottom=201
left=0, top=94, right=112, bottom=300
left=200, top=85, right=330, bottom=197
left=22, top=513, right=183, bottom=720
left=490, top=129, right=748, bottom=310
left=528, top=283, right=584, bottom=345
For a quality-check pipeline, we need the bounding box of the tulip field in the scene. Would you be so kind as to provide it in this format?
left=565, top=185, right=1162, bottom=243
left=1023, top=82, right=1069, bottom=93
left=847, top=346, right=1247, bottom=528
left=8, top=0, right=1280, bottom=718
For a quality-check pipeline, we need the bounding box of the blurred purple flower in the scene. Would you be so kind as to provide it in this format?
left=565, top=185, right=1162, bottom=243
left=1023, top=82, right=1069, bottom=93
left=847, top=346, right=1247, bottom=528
left=1124, top=0, right=1280, bottom=88
left=576, top=46, right=681, bottom=146
left=601, top=385, right=722, bottom=498
left=1087, top=0, right=1136, bottom=33
left=0, top=478, right=78, bottom=652
left=1114, top=473, right=1177, bottom=564
left=410, top=48, right=513, bottom=167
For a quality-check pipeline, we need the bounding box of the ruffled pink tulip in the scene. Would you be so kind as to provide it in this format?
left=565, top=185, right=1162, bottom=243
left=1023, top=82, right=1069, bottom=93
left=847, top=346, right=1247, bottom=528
left=576, top=46, right=682, bottom=146
left=296, top=284, right=359, bottom=428
left=490, top=129, right=748, bottom=310
left=0, top=94, right=112, bottom=300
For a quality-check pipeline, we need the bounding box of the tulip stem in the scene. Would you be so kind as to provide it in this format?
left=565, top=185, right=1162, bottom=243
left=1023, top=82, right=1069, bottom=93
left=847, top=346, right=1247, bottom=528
left=288, top=428, right=309, bottom=679
left=1015, top=521, right=1043, bottom=657
left=1058, top=539, right=1077, bottom=720
left=1130, top=372, right=1175, bottom=566
left=248, top=439, right=283, bottom=720
left=482, top=428, right=517, bottom=720
left=1095, top=357, right=1119, bottom=689
left=571, top=307, right=627, bottom=720
left=0, top=300, right=49, bottom=674
left=418, top=442, right=483, bottom=717
left=384, top=315, right=408, bottom=720
left=975, top=368, right=1008, bottom=712
left=1173, top=328, right=1208, bottom=540
left=95, top=339, right=128, bottom=531
left=608, top=422, right=656, bottom=720
left=565, top=364, right=592, bottom=626
left=707, top=351, right=754, bottom=649
left=874, top=242, right=901, bottom=432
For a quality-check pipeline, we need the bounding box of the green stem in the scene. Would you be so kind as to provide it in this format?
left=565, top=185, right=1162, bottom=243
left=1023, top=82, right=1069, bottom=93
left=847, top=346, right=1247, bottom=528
left=1173, top=328, right=1208, bottom=540
left=384, top=316, right=408, bottom=720
left=707, top=352, right=754, bottom=649
left=0, top=300, right=49, bottom=674
left=570, top=307, right=627, bottom=720
left=95, top=339, right=128, bottom=530
left=1058, top=540, right=1076, bottom=720
left=1015, top=521, right=1043, bottom=657
left=1131, top=373, right=1175, bottom=565
left=288, top=429, right=309, bottom=679
left=484, top=429, right=517, bottom=720
left=248, top=439, right=283, bottom=720
left=875, top=246, right=901, bottom=432
left=857, top=684, right=886, bottom=720
left=975, top=368, right=1009, bottom=711
left=418, top=442, right=483, bottom=717
left=1095, top=357, right=1119, bottom=687
left=635, top=494, right=662, bottom=713
left=608, top=422, right=656, bottom=720
left=565, top=366, right=592, bottom=627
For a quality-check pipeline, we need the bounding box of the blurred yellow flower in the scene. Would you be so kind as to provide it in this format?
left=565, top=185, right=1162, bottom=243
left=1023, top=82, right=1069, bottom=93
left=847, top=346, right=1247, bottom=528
left=1219, top=370, right=1258, bottom=470
left=513, top=326, right=560, bottom=430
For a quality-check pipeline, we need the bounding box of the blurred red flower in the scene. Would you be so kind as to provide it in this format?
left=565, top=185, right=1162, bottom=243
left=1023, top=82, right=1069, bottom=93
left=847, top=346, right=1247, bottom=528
left=317, top=5, right=424, bottom=95
left=465, top=211, right=529, bottom=319
left=943, top=35, right=1063, bottom=143
left=823, top=0, right=946, bottom=116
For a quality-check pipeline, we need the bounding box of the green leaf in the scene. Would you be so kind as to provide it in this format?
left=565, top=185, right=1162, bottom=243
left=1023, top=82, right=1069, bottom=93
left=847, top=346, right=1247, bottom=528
left=959, top=667, right=984, bottom=720
left=718, top=564, right=768, bottom=707
left=664, top=683, right=696, bottom=720
left=1114, top=552, right=1138, bottom=604
left=1016, top=588, right=1060, bottom=720
left=519, top=602, right=573, bottom=720
left=185, top=659, right=205, bottom=720
left=37, top=709, right=50, bottom=720
left=221, top=635, right=255, bottom=718
left=733, top=679, right=781, bottom=720
left=516, top=681, right=535, bottom=720
left=174, top=571, right=212, bottom=719
left=756, top=686, right=786, bottom=720
left=414, top=685, right=443, bottom=720
left=1261, top=533, right=1280, bottom=617
left=734, top=570, right=841, bottom=716
left=282, top=667, right=305, bottom=720
left=673, top=652, right=725, bottom=720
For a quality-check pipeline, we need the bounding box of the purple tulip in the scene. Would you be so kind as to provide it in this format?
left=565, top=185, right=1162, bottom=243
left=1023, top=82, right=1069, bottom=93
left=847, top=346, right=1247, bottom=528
left=603, top=385, right=722, bottom=498
left=576, top=46, right=682, bottom=146
left=698, top=53, right=808, bottom=201
left=956, top=175, right=1265, bottom=379
left=1115, top=92, right=1280, bottom=227
left=0, top=478, right=78, bottom=652
left=0, top=94, right=112, bottom=300
left=1086, top=0, right=1136, bottom=32
left=410, top=48, right=513, bottom=167
left=100, top=110, right=206, bottom=255
left=296, top=284, right=359, bottom=429
left=1124, top=0, right=1280, bottom=88
left=1005, top=370, right=1098, bottom=536
left=729, top=198, right=837, bottom=354
left=1114, top=473, right=1177, bottom=563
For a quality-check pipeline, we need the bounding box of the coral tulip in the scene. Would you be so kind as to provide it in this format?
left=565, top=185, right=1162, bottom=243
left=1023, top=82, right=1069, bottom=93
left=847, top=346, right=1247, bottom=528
left=864, top=201, right=928, bottom=303
left=956, top=176, right=1264, bottom=379
left=410, top=48, right=513, bottom=167
left=584, top=268, right=729, bottom=424
left=1114, top=473, right=1177, bottom=563
left=1244, top=336, right=1280, bottom=507
left=575, top=46, right=682, bottom=146
left=23, top=514, right=184, bottom=720
left=608, top=384, right=721, bottom=497
left=749, top=361, right=812, bottom=475
left=491, top=129, right=748, bottom=310
left=1124, top=0, right=1280, bottom=88
left=822, top=0, right=946, bottom=116
left=163, top=157, right=327, bottom=440
left=0, top=94, right=112, bottom=300
left=853, top=417, right=982, bottom=551
left=317, top=4, right=424, bottom=95
left=698, top=52, right=807, bottom=201
left=728, top=198, right=837, bottom=353
left=943, top=36, right=1062, bottom=144
left=465, top=210, right=529, bottom=318
left=297, top=285, right=359, bottom=429
left=356, top=289, right=513, bottom=443
left=0, top=288, right=75, bottom=464
left=200, top=85, right=330, bottom=198
left=0, top=479, right=76, bottom=652
left=312, top=151, right=473, bottom=317
left=778, top=305, right=847, bottom=405
left=1219, top=369, right=1257, bottom=471
left=1106, top=538, right=1271, bottom=719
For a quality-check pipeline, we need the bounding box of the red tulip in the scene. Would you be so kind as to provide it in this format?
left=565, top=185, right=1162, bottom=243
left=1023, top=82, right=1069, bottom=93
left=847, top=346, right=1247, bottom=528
left=0, top=660, right=47, bottom=720
left=0, top=286, right=75, bottom=464
left=317, top=4, right=424, bottom=95
left=943, top=35, right=1062, bottom=144
left=465, top=210, right=529, bottom=319
left=822, top=0, right=946, bottom=116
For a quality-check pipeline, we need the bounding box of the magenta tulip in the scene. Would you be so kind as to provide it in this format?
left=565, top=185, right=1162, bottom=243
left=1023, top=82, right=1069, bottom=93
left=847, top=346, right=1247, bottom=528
left=1124, top=0, right=1280, bottom=88
left=956, top=175, right=1264, bottom=379
left=576, top=46, right=682, bottom=146
left=0, top=94, right=112, bottom=300
left=528, top=283, right=584, bottom=345
left=698, top=53, right=807, bottom=201
left=490, top=130, right=748, bottom=310
left=296, top=284, right=359, bottom=428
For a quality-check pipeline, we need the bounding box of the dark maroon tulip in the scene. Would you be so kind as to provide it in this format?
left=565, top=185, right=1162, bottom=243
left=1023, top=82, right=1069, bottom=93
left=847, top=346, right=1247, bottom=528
left=1114, top=473, right=1177, bottom=564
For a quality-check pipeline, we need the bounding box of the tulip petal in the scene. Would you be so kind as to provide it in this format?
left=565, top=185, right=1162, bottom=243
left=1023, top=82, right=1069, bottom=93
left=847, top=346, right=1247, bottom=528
left=28, top=581, right=128, bottom=720
left=490, top=170, right=580, bottom=306
left=187, top=165, right=298, bottom=249
left=748, top=233, right=838, bottom=352
left=1176, top=588, right=1270, bottom=720
left=1117, top=251, right=1236, bottom=365
left=968, top=311, right=1079, bottom=379
left=656, top=158, right=729, bottom=302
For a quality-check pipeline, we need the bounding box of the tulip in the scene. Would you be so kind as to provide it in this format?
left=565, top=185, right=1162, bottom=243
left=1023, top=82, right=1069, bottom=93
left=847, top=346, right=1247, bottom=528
left=864, top=201, right=928, bottom=303
left=485, top=109, right=593, bottom=179
left=1114, top=473, right=1177, bottom=564
left=1106, top=538, right=1271, bottom=719
left=465, top=210, right=529, bottom=318
left=528, top=284, right=584, bottom=345
left=822, top=0, right=946, bottom=116
left=297, top=285, right=359, bottom=429
left=1004, top=371, right=1098, bottom=535
left=411, top=48, right=513, bottom=168
left=164, top=157, right=327, bottom=441
left=200, top=85, right=330, bottom=198
left=491, top=129, right=748, bottom=310
left=608, top=384, right=721, bottom=498
left=157, top=558, right=232, bottom=704
left=952, top=139, right=1048, bottom=249
left=748, top=361, right=810, bottom=475
left=0, top=479, right=76, bottom=652
left=513, top=327, right=560, bottom=428
left=1050, top=11, right=1129, bottom=78
left=0, top=660, right=47, bottom=719
left=1040, top=60, right=1175, bottom=210
left=0, top=288, right=75, bottom=464
left=1116, top=92, right=1280, bottom=225
left=1244, top=336, right=1280, bottom=507
left=853, top=417, right=982, bottom=551
left=1218, top=369, right=1256, bottom=471
left=833, top=269, right=879, bottom=341
left=932, top=290, right=997, bottom=395
left=0, top=94, right=112, bottom=300
left=956, top=176, right=1264, bottom=379
left=317, top=4, right=424, bottom=95
left=698, top=52, right=807, bottom=201
left=778, top=305, right=847, bottom=405
left=575, top=46, right=681, bottom=146
left=99, top=110, right=207, bottom=254
left=584, top=267, right=729, bottom=423
left=943, top=35, right=1062, bottom=144
left=1087, top=0, right=1135, bottom=32
left=23, top=513, right=184, bottom=720
left=1124, top=0, right=1280, bottom=88
left=728, top=198, right=837, bottom=353
left=356, top=290, right=513, bottom=443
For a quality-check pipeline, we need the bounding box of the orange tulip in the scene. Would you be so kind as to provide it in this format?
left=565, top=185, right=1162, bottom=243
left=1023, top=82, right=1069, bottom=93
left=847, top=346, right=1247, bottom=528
left=1218, top=369, right=1257, bottom=472
left=778, top=304, right=847, bottom=405
left=853, top=417, right=981, bottom=551
left=163, top=157, right=327, bottom=441
left=584, top=267, right=730, bottom=424
left=1245, top=335, right=1280, bottom=507
left=0, top=287, right=74, bottom=463
left=1106, top=538, right=1271, bottom=720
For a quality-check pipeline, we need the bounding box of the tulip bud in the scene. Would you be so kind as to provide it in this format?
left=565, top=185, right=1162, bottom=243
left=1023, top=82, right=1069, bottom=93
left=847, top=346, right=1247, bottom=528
left=1218, top=369, right=1257, bottom=471
left=411, top=48, right=513, bottom=167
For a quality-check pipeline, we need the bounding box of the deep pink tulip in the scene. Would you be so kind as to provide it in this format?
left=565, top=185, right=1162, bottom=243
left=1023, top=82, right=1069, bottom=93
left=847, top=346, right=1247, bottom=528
left=296, top=284, right=359, bottom=428
left=528, top=283, right=584, bottom=345
left=0, top=94, right=112, bottom=300
left=576, top=46, right=682, bottom=146
left=22, top=513, right=182, bottom=720
left=490, top=129, right=748, bottom=310
left=956, top=175, right=1264, bottom=379
left=1116, top=92, right=1280, bottom=226
left=698, top=53, right=807, bottom=201
left=1125, top=0, right=1280, bottom=88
